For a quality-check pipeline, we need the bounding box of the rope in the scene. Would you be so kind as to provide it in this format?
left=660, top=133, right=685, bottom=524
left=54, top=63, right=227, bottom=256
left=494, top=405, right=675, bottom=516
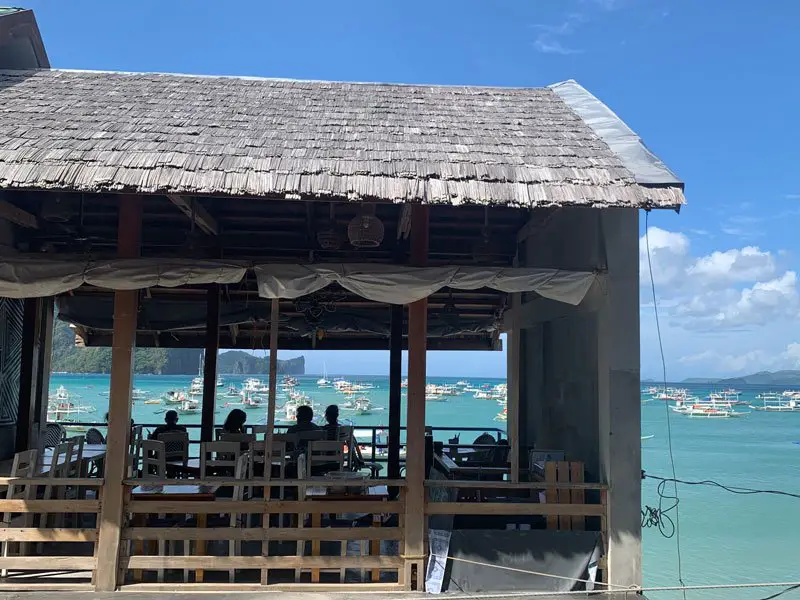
left=429, top=554, right=800, bottom=598
left=446, top=582, right=800, bottom=599
left=429, top=554, right=634, bottom=591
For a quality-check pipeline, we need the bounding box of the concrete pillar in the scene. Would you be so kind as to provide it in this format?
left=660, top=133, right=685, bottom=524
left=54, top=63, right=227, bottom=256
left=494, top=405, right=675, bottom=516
left=518, top=207, right=641, bottom=588
left=596, top=209, right=641, bottom=588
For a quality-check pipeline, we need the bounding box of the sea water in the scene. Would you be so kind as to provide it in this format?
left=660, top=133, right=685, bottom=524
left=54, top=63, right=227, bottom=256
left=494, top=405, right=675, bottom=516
left=49, top=375, right=800, bottom=598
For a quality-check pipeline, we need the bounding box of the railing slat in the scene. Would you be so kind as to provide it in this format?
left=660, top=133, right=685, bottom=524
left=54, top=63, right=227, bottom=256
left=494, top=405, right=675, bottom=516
left=123, top=526, right=402, bottom=541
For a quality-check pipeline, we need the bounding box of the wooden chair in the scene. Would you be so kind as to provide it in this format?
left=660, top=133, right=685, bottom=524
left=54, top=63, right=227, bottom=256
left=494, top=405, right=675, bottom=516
left=39, top=440, right=76, bottom=535
left=200, top=441, right=241, bottom=479
left=139, top=439, right=167, bottom=479
left=227, top=454, right=250, bottom=582
left=247, top=425, right=269, bottom=438
left=129, top=425, right=144, bottom=477
left=1, top=450, right=38, bottom=575
left=307, top=440, right=344, bottom=475
left=219, top=432, right=256, bottom=448
left=157, top=431, right=189, bottom=464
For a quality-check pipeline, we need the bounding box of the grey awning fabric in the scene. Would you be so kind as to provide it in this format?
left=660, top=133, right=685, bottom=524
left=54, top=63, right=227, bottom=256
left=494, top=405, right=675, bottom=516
left=0, top=255, right=598, bottom=306
left=253, top=264, right=597, bottom=305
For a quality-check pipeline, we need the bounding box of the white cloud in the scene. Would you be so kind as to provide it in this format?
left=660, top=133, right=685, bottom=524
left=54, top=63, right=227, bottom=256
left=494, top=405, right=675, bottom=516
left=641, top=227, right=796, bottom=331
left=687, top=247, right=775, bottom=285
left=678, top=341, right=800, bottom=375
left=532, top=15, right=586, bottom=55
left=639, top=226, right=690, bottom=287
left=678, top=348, right=777, bottom=373
left=534, top=38, right=582, bottom=55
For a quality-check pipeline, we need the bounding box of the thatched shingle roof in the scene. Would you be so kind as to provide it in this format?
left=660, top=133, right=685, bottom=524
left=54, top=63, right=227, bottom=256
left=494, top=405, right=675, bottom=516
left=0, top=69, right=684, bottom=208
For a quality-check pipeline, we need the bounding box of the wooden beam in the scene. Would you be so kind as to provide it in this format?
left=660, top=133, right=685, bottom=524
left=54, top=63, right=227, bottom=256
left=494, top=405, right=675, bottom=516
left=404, top=204, right=429, bottom=591
left=264, top=298, right=279, bottom=477
left=30, top=297, right=53, bottom=451
left=16, top=299, right=39, bottom=452
left=0, top=198, right=37, bottom=228
left=506, top=293, right=521, bottom=483
left=166, top=195, right=218, bottom=235
left=261, top=297, right=279, bottom=584
left=201, top=284, right=220, bottom=442
left=387, top=304, right=403, bottom=484
left=95, top=195, right=141, bottom=592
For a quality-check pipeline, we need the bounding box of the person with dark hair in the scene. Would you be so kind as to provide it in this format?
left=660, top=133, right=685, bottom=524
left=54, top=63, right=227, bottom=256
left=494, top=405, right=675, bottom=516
left=323, top=404, right=340, bottom=440
left=287, top=405, right=319, bottom=434
left=149, top=410, right=187, bottom=440
left=222, top=408, right=247, bottom=433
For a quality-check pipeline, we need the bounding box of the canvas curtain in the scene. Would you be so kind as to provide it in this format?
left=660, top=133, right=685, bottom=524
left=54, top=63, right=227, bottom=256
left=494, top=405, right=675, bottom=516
left=0, top=255, right=598, bottom=306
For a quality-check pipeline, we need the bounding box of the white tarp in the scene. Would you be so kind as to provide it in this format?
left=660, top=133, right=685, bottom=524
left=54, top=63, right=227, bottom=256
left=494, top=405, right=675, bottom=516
left=0, top=256, right=248, bottom=298
left=254, top=264, right=597, bottom=305
left=0, top=256, right=597, bottom=306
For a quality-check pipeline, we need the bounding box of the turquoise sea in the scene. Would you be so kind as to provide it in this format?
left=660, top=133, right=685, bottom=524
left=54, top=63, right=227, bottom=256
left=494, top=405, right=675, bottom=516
left=49, top=375, right=800, bottom=598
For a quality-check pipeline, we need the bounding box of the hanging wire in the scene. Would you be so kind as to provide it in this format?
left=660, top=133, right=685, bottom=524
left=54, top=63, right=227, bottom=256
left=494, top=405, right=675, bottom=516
left=644, top=210, right=686, bottom=598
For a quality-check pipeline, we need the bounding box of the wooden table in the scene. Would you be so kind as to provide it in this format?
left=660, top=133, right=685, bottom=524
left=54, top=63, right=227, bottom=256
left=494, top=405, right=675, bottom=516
left=40, top=443, right=107, bottom=474
left=305, top=480, right=390, bottom=583
left=130, top=484, right=217, bottom=582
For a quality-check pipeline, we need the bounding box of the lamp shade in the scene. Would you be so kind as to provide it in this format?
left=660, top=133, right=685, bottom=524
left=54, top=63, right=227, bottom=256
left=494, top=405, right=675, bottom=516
left=347, top=204, right=384, bottom=248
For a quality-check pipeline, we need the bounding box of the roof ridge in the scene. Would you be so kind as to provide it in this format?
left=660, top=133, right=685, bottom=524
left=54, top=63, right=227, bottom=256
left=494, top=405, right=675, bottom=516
left=0, top=68, right=557, bottom=91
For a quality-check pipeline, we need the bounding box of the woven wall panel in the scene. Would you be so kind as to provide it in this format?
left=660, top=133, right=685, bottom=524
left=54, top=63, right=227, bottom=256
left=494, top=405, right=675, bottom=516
left=0, top=297, right=24, bottom=425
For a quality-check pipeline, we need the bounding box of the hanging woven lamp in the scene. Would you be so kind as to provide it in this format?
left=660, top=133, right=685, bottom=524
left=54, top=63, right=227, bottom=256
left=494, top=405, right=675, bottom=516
left=317, top=203, right=342, bottom=251
left=347, top=203, right=384, bottom=248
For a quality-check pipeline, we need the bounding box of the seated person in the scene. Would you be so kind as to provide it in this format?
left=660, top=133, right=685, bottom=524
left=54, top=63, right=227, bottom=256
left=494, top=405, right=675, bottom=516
left=148, top=410, right=187, bottom=439
left=222, top=408, right=247, bottom=434
left=286, top=405, right=321, bottom=452
left=323, top=404, right=340, bottom=440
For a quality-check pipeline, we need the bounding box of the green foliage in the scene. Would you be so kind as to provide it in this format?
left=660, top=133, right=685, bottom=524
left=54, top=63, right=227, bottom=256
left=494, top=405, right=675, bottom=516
left=217, top=350, right=304, bottom=375
left=50, top=320, right=304, bottom=375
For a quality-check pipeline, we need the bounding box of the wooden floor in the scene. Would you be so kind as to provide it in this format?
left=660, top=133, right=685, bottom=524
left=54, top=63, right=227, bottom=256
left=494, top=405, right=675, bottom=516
left=0, top=593, right=643, bottom=600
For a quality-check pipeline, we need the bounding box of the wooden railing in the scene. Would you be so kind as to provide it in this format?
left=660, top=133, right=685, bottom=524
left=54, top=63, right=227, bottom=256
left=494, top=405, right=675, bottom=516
left=424, top=461, right=610, bottom=584
left=117, top=478, right=408, bottom=591
left=0, top=477, right=104, bottom=591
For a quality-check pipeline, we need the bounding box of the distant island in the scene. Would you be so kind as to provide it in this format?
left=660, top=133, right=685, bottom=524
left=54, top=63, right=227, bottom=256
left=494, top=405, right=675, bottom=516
left=51, top=319, right=305, bottom=375
left=682, top=370, right=800, bottom=386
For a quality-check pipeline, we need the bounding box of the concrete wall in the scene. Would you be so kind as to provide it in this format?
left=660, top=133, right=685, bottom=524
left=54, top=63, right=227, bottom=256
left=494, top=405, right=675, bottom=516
left=517, top=207, right=641, bottom=588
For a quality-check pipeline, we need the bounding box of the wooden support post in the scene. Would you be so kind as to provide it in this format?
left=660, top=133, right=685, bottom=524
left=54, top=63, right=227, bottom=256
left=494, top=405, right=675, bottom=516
left=404, top=204, right=428, bottom=590
left=261, top=298, right=279, bottom=585
left=265, top=299, right=279, bottom=469
left=201, top=284, right=220, bottom=442
left=16, top=299, right=39, bottom=452
left=387, top=304, right=403, bottom=484
left=506, top=294, right=521, bottom=483
left=95, top=195, right=142, bottom=592
left=29, top=298, right=53, bottom=453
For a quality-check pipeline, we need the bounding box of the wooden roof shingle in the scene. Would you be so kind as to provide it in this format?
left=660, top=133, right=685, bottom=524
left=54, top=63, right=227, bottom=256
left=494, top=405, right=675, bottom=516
left=0, top=69, right=684, bottom=208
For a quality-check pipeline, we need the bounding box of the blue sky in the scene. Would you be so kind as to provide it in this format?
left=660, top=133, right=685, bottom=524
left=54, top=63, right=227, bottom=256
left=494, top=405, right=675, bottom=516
left=24, top=0, right=800, bottom=378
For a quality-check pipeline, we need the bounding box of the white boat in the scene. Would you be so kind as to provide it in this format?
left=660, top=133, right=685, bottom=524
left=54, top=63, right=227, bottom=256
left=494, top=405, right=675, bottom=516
left=353, top=396, right=373, bottom=415
left=47, top=386, right=96, bottom=422
left=243, top=378, right=264, bottom=393
left=456, top=380, right=470, bottom=387
left=671, top=399, right=746, bottom=418
left=188, top=376, right=204, bottom=400
left=163, top=390, right=186, bottom=404
left=216, top=375, right=225, bottom=388
left=317, top=363, right=332, bottom=387
left=178, top=398, right=200, bottom=414
left=750, top=397, right=800, bottom=412
left=494, top=407, right=507, bottom=421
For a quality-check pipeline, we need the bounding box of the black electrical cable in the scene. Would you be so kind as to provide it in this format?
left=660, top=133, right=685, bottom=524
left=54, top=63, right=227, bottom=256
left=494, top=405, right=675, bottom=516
left=645, top=211, right=687, bottom=598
